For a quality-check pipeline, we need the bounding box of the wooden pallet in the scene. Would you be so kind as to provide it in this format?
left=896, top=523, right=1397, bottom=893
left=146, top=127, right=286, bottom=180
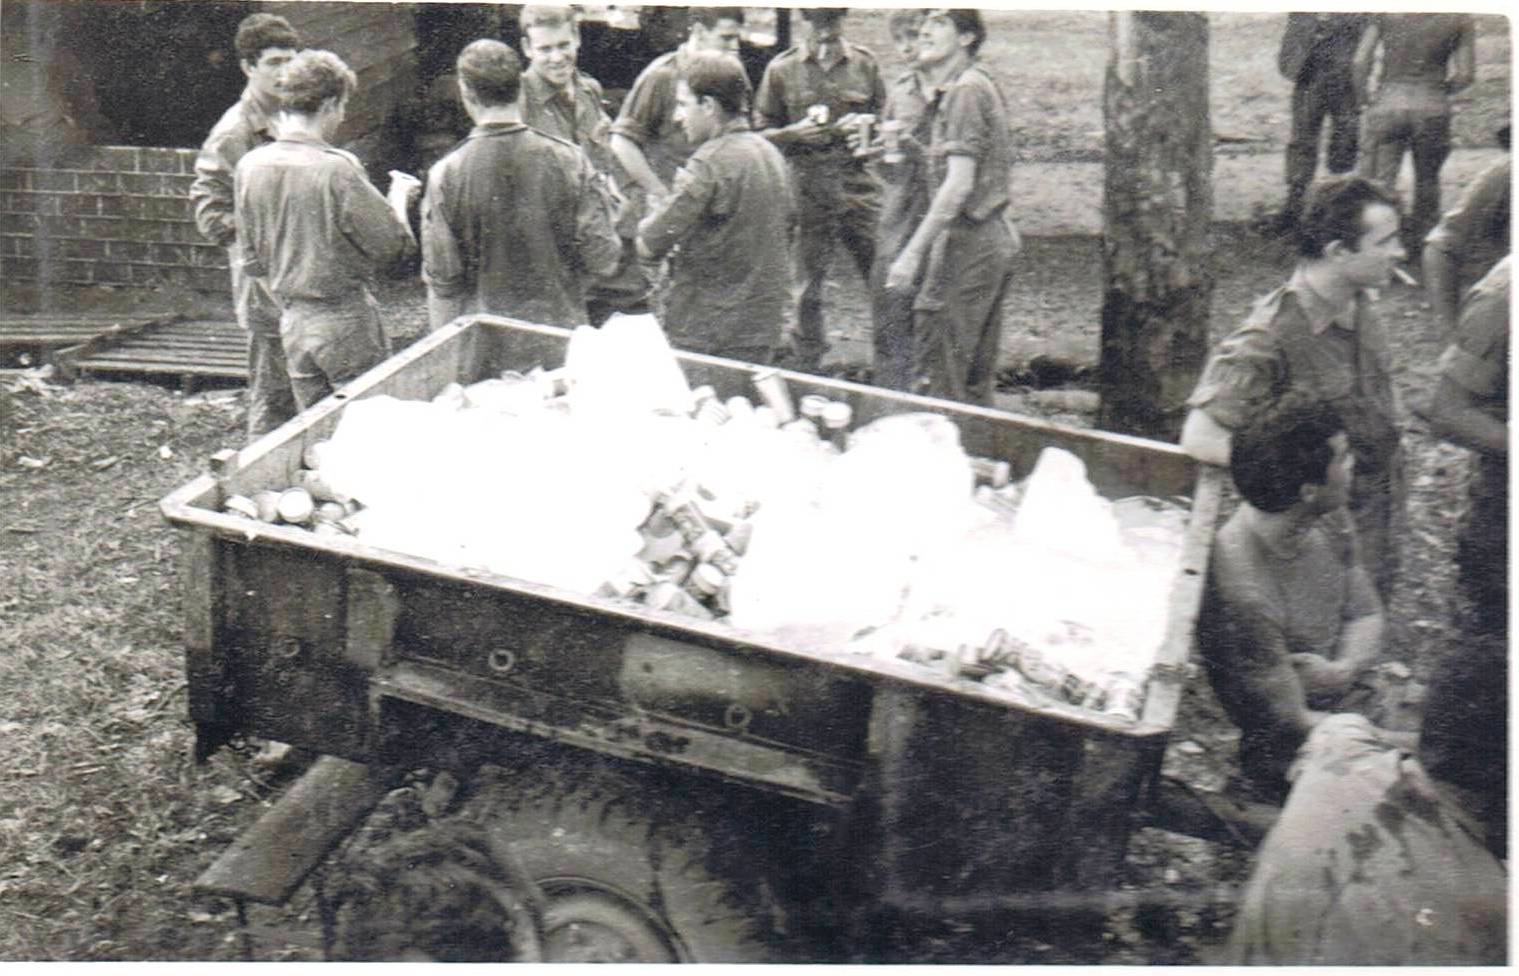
left=55, top=316, right=248, bottom=384
left=0, top=312, right=162, bottom=357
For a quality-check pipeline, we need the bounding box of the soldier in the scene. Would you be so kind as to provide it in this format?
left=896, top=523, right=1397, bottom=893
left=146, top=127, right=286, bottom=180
left=189, top=13, right=300, bottom=439
left=421, top=39, right=620, bottom=330
left=754, top=8, right=885, bottom=372
left=1422, top=128, right=1510, bottom=336
left=882, top=9, right=1018, bottom=407
left=235, top=51, right=418, bottom=410
left=1274, top=14, right=1368, bottom=234
left=1181, top=177, right=1406, bottom=599
left=517, top=5, right=650, bottom=324
left=635, top=52, right=795, bottom=364
left=610, top=8, right=746, bottom=211
left=1353, top=14, right=1476, bottom=255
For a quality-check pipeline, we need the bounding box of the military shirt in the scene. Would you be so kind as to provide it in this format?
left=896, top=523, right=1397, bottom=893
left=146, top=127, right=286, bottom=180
left=925, top=61, right=1014, bottom=223
left=521, top=66, right=616, bottom=174
left=235, top=135, right=414, bottom=303
left=637, top=120, right=796, bottom=353
left=754, top=39, right=885, bottom=167
left=610, top=49, right=697, bottom=189
left=1373, top=13, right=1475, bottom=89
left=191, top=89, right=277, bottom=247
left=421, top=122, right=620, bottom=327
left=1188, top=268, right=1401, bottom=479
left=1424, top=157, right=1511, bottom=295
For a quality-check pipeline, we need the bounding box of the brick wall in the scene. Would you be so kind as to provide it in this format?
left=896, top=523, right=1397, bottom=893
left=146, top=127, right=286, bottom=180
left=0, top=146, right=229, bottom=292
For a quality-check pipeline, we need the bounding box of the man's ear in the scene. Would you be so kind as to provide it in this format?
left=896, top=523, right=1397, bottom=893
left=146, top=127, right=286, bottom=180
left=240, top=59, right=255, bottom=79
left=1322, top=239, right=1348, bottom=260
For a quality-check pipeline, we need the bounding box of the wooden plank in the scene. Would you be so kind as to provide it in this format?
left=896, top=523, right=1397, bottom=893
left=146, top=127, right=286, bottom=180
left=194, top=756, right=396, bottom=904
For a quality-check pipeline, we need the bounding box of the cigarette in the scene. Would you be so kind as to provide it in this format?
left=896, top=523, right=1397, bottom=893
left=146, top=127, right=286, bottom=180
left=1392, top=266, right=1419, bottom=287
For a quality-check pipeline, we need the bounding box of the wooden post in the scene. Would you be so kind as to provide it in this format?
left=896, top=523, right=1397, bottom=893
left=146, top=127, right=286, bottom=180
left=1099, top=12, right=1214, bottom=440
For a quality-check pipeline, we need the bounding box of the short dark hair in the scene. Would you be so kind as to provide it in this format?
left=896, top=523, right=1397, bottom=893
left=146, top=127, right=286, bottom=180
left=689, top=7, right=743, bottom=31
left=277, top=50, right=356, bottom=115
left=1297, top=176, right=1401, bottom=259
left=234, top=13, right=299, bottom=66
left=457, top=39, right=522, bottom=107
left=1229, top=392, right=1344, bottom=514
left=682, top=51, right=749, bottom=117
left=519, top=5, right=578, bottom=37
left=929, top=9, right=987, bottom=57
left=801, top=8, right=848, bottom=24
left=889, top=9, right=926, bottom=33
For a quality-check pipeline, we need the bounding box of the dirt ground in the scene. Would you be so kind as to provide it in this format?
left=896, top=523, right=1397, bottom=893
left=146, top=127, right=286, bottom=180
left=0, top=7, right=1509, bottom=963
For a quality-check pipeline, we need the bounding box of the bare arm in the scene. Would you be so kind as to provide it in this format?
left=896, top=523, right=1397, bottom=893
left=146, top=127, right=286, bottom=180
left=1180, top=407, right=1233, bottom=467
left=1421, top=243, right=1462, bottom=334
left=884, top=153, right=976, bottom=292
left=610, top=133, right=668, bottom=200
left=1351, top=21, right=1381, bottom=104
left=1448, top=19, right=1476, bottom=92
left=1426, top=375, right=1509, bottom=455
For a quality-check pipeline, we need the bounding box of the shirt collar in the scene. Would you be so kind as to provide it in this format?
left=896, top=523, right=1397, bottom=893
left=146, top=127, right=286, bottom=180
left=718, top=117, right=751, bottom=137
left=928, top=58, right=979, bottom=100
left=523, top=65, right=578, bottom=105
left=1288, top=265, right=1359, bottom=335
left=470, top=121, right=528, bottom=138
left=277, top=131, right=331, bottom=149
left=803, top=39, right=850, bottom=66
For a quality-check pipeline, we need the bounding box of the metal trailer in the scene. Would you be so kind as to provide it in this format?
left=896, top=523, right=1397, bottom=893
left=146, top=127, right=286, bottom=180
left=161, top=314, right=1258, bottom=962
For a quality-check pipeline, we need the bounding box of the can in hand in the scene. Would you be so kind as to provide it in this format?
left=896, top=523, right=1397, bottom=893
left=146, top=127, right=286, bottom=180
left=851, top=113, right=876, bottom=158
left=880, top=119, right=906, bottom=164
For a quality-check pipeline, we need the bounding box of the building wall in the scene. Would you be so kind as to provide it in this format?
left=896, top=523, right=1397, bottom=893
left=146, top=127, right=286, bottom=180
left=0, top=147, right=227, bottom=292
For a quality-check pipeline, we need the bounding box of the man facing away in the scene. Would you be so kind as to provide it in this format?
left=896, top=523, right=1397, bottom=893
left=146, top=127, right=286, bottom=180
left=517, top=5, right=650, bottom=324
left=235, top=51, right=418, bottom=410
left=883, top=9, right=1018, bottom=407
left=1195, top=393, right=1410, bottom=802
left=1181, top=177, right=1406, bottom=599
left=1275, top=14, right=1368, bottom=234
left=1353, top=13, right=1476, bottom=255
left=421, top=39, right=620, bottom=330
left=610, top=8, right=746, bottom=215
left=190, top=13, right=300, bottom=439
left=635, top=52, right=795, bottom=364
left=754, top=8, right=885, bottom=372
left=1422, top=126, right=1510, bottom=336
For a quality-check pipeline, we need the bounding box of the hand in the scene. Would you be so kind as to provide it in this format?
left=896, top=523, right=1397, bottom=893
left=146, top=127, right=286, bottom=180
left=1290, top=653, right=1358, bottom=699
left=885, top=248, right=922, bottom=293
left=778, top=118, right=834, bottom=148
left=387, top=170, right=422, bottom=207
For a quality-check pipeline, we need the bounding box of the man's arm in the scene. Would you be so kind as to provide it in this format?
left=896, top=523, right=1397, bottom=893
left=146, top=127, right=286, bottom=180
left=419, top=172, right=467, bottom=331
left=1448, top=17, right=1476, bottom=93
left=1426, top=375, right=1508, bottom=455
left=574, top=157, right=624, bottom=279
left=190, top=120, right=244, bottom=247
left=884, top=153, right=976, bottom=292
left=610, top=133, right=668, bottom=200
left=1422, top=244, right=1463, bottom=335
left=334, top=162, right=417, bottom=272
left=754, top=64, right=832, bottom=149
left=1351, top=19, right=1381, bottom=105
left=1180, top=407, right=1234, bottom=466
left=635, top=158, right=715, bottom=262
left=1424, top=270, right=1510, bottom=455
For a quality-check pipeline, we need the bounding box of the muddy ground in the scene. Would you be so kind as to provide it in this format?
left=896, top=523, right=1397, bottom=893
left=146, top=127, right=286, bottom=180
left=1, top=7, right=1509, bottom=963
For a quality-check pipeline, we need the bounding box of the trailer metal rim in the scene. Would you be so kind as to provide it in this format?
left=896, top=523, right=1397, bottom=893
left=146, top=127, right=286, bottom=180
left=539, top=881, right=683, bottom=963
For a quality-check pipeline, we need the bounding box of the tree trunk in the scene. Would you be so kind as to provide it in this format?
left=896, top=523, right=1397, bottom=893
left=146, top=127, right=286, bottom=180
left=1098, top=12, right=1214, bottom=440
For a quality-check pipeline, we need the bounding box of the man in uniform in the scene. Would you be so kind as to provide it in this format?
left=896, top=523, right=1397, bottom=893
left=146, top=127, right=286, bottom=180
left=754, top=8, right=885, bottom=372
left=1275, top=14, right=1368, bottom=233
left=1354, top=13, right=1476, bottom=255
left=422, top=39, right=620, bottom=331
left=517, top=6, right=649, bottom=324
left=236, top=50, right=418, bottom=410
left=190, top=13, right=300, bottom=439
left=635, top=52, right=795, bottom=364
left=1181, top=177, right=1406, bottom=599
left=883, top=9, right=1018, bottom=407
left=1196, top=393, right=1408, bottom=802
left=1423, top=130, right=1510, bottom=336
left=610, top=8, right=746, bottom=211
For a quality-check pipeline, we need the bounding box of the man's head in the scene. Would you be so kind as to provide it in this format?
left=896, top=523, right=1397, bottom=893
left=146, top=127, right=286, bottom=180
left=919, top=9, right=986, bottom=66
left=800, top=8, right=847, bottom=48
left=687, top=8, right=744, bottom=55
left=1297, top=176, right=1406, bottom=288
left=235, top=13, right=299, bottom=103
left=276, top=50, right=355, bottom=139
left=675, top=52, right=747, bottom=145
left=520, top=6, right=580, bottom=90
left=456, top=39, right=523, bottom=112
left=1230, top=393, right=1353, bottom=516
left=889, top=9, right=926, bottom=62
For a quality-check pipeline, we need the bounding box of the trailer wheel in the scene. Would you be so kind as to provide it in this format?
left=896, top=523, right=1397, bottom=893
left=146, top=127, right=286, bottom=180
left=462, top=758, right=796, bottom=963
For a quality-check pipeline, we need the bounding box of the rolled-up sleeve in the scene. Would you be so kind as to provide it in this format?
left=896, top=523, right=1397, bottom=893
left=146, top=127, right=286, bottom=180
left=419, top=168, right=467, bottom=299
left=333, top=162, right=415, bottom=269
left=937, top=82, right=993, bottom=161
left=637, top=157, right=717, bottom=259
left=1187, top=326, right=1284, bottom=430
left=754, top=63, right=788, bottom=130
left=610, top=63, right=669, bottom=146
left=575, top=156, right=623, bottom=277
left=1438, top=282, right=1508, bottom=398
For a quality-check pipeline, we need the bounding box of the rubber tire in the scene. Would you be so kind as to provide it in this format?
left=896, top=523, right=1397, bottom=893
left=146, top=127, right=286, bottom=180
left=462, top=754, right=796, bottom=963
